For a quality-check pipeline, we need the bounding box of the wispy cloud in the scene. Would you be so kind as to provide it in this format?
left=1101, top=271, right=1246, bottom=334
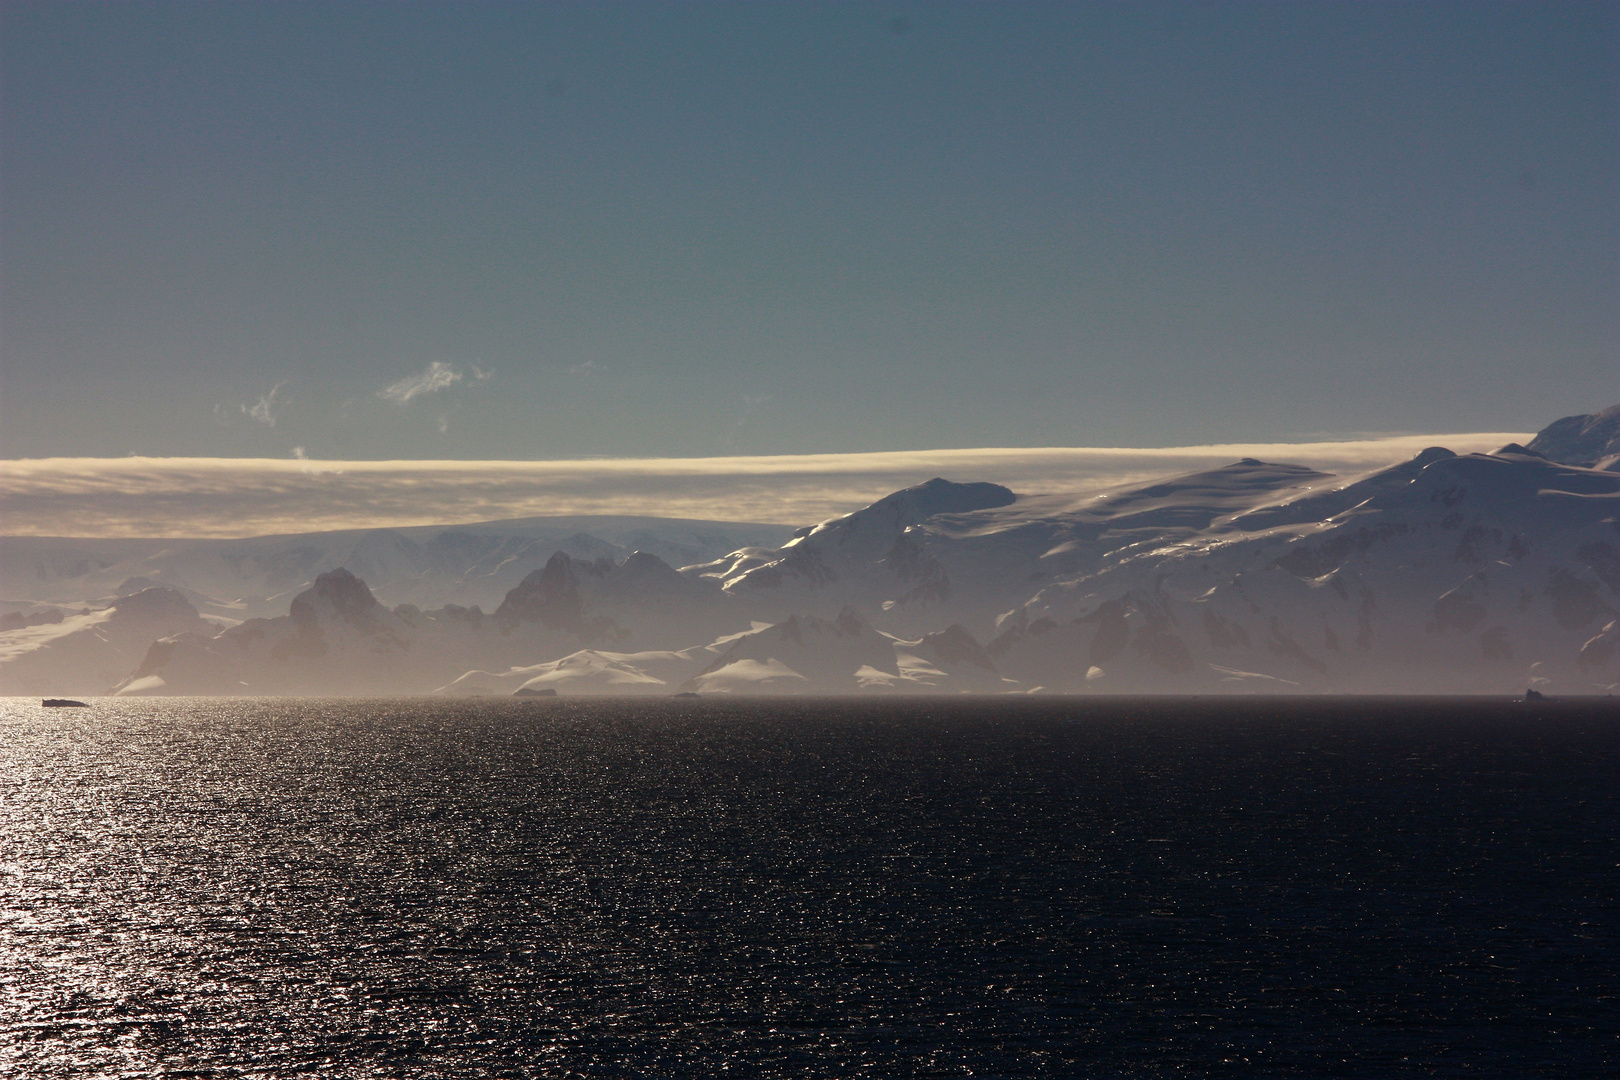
left=0, top=433, right=1529, bottom=539
left=214, top=383, right=288, bottom=427
left=378, top=362, right=477, bottom=404
left=245, top=382, right=288, bottom=426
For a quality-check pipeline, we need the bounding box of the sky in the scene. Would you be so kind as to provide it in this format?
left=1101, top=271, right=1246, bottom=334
left=0, top=1, right=1615, bottom=532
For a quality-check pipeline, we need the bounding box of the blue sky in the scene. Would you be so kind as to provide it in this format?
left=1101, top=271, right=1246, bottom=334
left=2, top=1, right=1615, bottom=464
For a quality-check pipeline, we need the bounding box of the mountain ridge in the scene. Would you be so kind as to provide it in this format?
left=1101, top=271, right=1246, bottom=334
left=6, top=405, right=1617, bottom=697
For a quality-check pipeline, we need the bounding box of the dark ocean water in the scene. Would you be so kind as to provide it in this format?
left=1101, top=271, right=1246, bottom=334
left=0, top=696, right=1615, bottom=1078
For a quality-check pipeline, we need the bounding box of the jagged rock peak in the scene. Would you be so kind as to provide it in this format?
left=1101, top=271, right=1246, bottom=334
left=290, top=568, right=386, bottom=631
left=834, top=605, right=867, bottom=636
left=308, top=567, right=377, bottom=600
left=495, top=553, right=584, bottom=626
left=918, top=624, right=996, bottom=671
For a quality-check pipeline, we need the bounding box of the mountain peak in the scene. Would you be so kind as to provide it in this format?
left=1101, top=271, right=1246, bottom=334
left=876, top=478, right=1017, bottom=519
left=290, top=568, right=386, bottom=632
left=1526, top=403, right=1620, bottom=468
left=1412, top=446, right=1457, bottom=467
left=1492, top=443, right=1546, bottom=459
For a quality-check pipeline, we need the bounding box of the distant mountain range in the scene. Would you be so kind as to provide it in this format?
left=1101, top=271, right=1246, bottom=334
left=4, top=404, right=1617, bottom=697
left=0, top=515, right=794, bottom=621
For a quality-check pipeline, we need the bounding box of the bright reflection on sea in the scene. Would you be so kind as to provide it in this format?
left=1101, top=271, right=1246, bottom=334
left=0, top=696, right=1614, bottom=1077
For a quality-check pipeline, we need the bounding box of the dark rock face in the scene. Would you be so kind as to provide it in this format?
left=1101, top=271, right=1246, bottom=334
left=1083, top=599, right=1131, bottom=664
left=493, top=553, right=622, bottom=642
left=1137, top=630, right=1195, bottom=674
left=1204, top=610, right=1251, bottom=648
left=491, top=550, right=722, bottom=646
left=918, top=625, right=995, bottom=671
left=834, top=606, right=865, bottom=637
left=271, top=569, right=405, bottom=663
left=1264, top=618, right=1325, bottom=674
left=495, top=554, right=587, bottom=630
left=289, top=569, right=386, bottom=633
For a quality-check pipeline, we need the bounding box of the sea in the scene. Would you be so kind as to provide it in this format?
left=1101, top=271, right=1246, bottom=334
left=0, top=696, right=1614, bottom=1078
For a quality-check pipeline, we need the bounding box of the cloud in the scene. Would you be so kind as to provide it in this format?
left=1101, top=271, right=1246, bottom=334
left=214, top=383, right=287, bottom=427
left=378, top=362, right=469, bottom=404
left=0, top=433, right=1530, bottom=539
left=245, top=382, right=288, bottom=426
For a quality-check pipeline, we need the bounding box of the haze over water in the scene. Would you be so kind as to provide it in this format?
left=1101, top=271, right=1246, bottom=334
left=2, top=696, right=1614, bottom=1077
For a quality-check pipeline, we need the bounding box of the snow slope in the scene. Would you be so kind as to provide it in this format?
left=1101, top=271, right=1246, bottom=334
left=434, top=648, right=714, bottom=697
left=992, top=448, right=1620, bottom=694
left=1527, top=404, right=1620, bottom=470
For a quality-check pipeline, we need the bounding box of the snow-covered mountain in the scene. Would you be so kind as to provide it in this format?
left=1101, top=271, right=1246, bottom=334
left=1527, top=404, right=1620, bottom=470
left=991, top=446, right=1619, bottom=694
left=6, top=405, right=1617, bottom=697
left=103, top=551, right=745, bottom=697
left=0, top=515, right=793, bottom=622
left=0, top=587, right=209, bottom=695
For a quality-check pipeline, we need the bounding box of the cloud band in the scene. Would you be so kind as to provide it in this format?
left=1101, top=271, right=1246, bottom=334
left=0, top=434, right=1529, bottom=538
